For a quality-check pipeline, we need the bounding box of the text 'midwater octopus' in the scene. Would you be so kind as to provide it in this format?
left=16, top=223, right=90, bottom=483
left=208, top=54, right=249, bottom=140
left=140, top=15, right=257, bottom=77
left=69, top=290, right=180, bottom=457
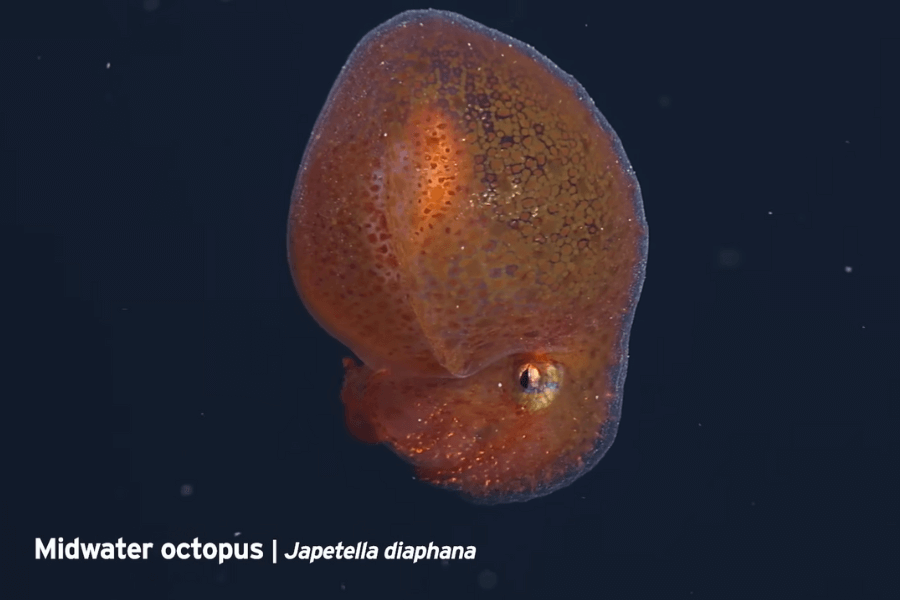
left=288, top=9, right=648, bottom=503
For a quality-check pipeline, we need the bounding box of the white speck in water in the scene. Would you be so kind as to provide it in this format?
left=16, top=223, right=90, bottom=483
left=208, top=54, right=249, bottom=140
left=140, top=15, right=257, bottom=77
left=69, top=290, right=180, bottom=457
left=180, top=484, right=193, bottom=497
left=234, top=532, right=241, bottom=537
left=844, top=266, right=853, bottom=273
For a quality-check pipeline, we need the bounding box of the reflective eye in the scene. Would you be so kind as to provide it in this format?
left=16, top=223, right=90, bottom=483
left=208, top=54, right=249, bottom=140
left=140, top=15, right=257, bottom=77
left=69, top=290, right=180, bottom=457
left=514, top=361, right=562, bottom=412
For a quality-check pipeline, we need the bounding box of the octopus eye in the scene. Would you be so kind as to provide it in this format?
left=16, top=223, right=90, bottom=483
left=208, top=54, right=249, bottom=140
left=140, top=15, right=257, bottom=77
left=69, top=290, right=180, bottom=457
left=514, top=361, right=562, bottom=412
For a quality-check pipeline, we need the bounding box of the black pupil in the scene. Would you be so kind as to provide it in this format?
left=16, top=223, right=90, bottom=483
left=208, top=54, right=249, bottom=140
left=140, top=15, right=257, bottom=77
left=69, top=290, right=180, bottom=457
left=519, top=369, right=531, bottom=389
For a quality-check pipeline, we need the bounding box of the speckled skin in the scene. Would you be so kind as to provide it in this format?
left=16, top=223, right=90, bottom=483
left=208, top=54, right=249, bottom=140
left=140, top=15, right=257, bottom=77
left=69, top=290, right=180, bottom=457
left=288, top=9, right=647, bottom=503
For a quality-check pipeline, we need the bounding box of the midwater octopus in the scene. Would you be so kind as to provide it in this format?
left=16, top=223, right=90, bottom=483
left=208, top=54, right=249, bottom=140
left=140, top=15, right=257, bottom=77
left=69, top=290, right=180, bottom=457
left=288, top=9, right=648, bottom=503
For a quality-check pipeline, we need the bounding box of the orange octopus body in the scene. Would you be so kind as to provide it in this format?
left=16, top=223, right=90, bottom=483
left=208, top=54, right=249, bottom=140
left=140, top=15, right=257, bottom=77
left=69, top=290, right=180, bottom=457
left=288, top=9, right=647, bottom=503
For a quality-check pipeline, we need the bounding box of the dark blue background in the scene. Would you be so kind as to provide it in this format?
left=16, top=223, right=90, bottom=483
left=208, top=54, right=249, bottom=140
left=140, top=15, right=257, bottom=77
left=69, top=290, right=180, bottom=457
left=13, top=0, right=897, bottom=598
